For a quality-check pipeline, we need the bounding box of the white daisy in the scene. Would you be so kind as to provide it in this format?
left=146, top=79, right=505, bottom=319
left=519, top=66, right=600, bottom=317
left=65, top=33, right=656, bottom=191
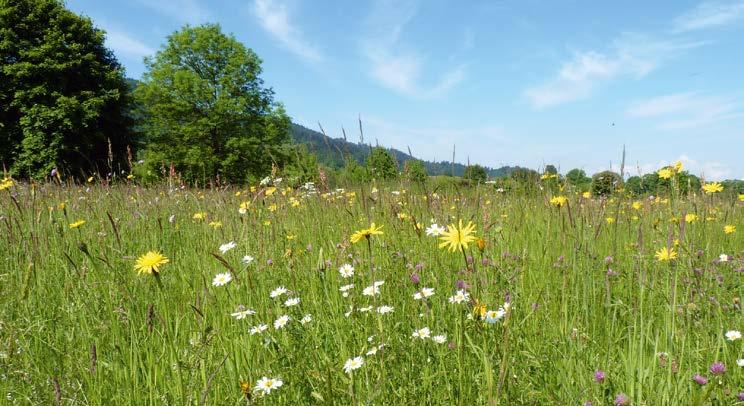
left=274, top=315, right=290, bottom=330
left=359, top=306, right=373, bottom=313
left=366, top=347, right=378, bottom=356
left=254, top=377, right=283, bottom=395
left=300, top=314, right=312, bottom=324
left=484, top=309, right=506, bottom=324
left=719, top=253, right=729, bottom=262
left=432, top=334, right=447, bottom=344
left=219, top=241, right=237, bottom=254
left=250, top=324, right=268, bottom=335
left=448, top=289, right=470, bottom=304
left=338, top=264, right=355, bottom=278
left=725, top=330, right=741, bottom=341
left=376, top=305, right=394, bottom=314
left=425, top=223, right=446, bottom=236
left=212, top=272, right=232, bottom=287
left=284, top=297, right=300, bottom=307
left=414, top=287, right=435, bottom=300
left=737, top=359, right=744, bottom=367
left=230, top=308, right=255, bottom=319
left=343, top=356, right=364, bottom=374
left=241, top=255, right=254, bottom=264
left=270, top=286, right=288, bottom=298
left=412, top=327, right=431, bottom=340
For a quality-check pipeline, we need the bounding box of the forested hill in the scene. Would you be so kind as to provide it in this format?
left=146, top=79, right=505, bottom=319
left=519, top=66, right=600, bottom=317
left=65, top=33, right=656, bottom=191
left=290, top=123, right=522, bottom=177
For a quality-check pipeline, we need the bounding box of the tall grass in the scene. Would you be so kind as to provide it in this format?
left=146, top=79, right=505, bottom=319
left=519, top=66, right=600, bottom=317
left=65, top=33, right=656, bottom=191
left=0, top=179, right=741, bottom=404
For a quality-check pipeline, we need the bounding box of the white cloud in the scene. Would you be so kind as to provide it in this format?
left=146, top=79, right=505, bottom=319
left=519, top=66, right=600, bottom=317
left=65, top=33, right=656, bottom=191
left=524, top=34, right=702, bottom=108
left=252, top=0, right=323, bottom=63
left=106, top=30, right=154, bottom=59
left=672, top=1, right=744, bottom=32
left=626, top=92, right=741, bottom=130
left=135, top=0, right=210, bottom=23
left=361, top=0, right=466, bottom=99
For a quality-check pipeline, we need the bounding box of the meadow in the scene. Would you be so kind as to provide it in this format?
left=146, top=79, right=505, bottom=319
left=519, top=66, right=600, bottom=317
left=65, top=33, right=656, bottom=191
left=0, top=175, right=742, bottom=405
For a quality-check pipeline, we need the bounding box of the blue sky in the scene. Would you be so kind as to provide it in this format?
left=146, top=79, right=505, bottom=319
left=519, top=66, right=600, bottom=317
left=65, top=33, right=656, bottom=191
left=67, top=0, right=744, bottom=179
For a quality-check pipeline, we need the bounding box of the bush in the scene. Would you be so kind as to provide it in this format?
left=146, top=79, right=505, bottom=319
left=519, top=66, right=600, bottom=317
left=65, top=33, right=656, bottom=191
left=591, top=171, right=622, bottom=196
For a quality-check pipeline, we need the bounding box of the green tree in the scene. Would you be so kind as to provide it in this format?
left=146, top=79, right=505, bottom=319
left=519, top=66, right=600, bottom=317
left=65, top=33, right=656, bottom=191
left=366, top=146, right=398, bottom=180
left=591, top=170, right=622, bottom=196
left=463, top=164, right=488, bottom=184
left=403, top=159, right=427, bottom=183
left=625, top=176, right=643, bottom=195
left=566, top=168, right=591, bottom=188
left=134, top=24, right=289, bottom=184
left=0, top=0, right=133, bottom=178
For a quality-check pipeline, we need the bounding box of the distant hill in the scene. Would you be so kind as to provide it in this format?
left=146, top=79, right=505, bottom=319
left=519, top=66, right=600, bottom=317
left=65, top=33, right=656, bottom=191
left=290, top=123, right=522, bottom=177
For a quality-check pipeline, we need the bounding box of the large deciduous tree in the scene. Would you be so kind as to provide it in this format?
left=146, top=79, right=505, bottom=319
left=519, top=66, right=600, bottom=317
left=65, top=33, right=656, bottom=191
left=134, top=24, right=290, bottom=184
left=0, top=0, right=133, bottom=178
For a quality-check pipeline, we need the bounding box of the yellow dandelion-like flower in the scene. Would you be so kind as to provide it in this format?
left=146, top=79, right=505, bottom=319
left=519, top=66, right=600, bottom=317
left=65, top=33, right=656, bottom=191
left=605, top=217, right=615, bottom=224
left=550, top=196, right=568, bottom=207
left=238, top=201, right=250, bottom=214
left=209, top=221, right=222, bottom=229
left=69, top=219, right=86, bottom=229
left=684, top=213, right=699, bottom=223
left=0, top=177, right=13, bottom=190
left=126, top=174, right=135, bottom=180
left=632, top=201, right=642, bottom=210
left=193, top=212, right=206, bottom=220
left=472, top=301, right=487, bottom=320
left=350, top=223, right=384, bottom=244
left=739, top=193, right=744, bottom=202
left=702, top=182, right=723, bottom=194
left=582, top=191, right=591, bottom=199
left=657, top=168, right=673, bottom=180
left=724, top=225, right=736, bottom=234
left=654, top=247, right=677, bottom=262
left=265, top=187, right=277, bottom=196
left=673, top=160, right=683, bottom=173
left=134, top=251, right=169, bottom=275
left=439, top=220, right=477, bottom=253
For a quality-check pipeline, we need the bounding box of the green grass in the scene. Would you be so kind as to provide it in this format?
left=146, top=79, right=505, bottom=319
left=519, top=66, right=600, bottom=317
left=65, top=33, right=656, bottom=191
left=0, top=180, right=741, bottom=404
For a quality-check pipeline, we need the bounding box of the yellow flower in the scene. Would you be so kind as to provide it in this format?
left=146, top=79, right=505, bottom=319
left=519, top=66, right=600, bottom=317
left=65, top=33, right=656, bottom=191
left=605, top=217, right=615, bottom=224
left=286, top=234, right=296, bottom=240
left=192, top=212, right=206, bottom=220
left=0, top=177, right=13, bottom=190
left=657, top=168, right=673, bottom=179
left=540, top=173, right=557, bottom=180
left=263, top=220, right=271, bottom=226
left=673, top=160, right=683, bottom=172
left=724, top=225, right=736, bottom=234
left=550, top=196, right=568, bottom=207
left=684, top=213, right=699, bottom=223
left=58, top=202, right=66, bottom=210
left=134, top=251, right=169, bottom=275
left=632, top=201, right=642, bottom=210
left=739, top=193, right=744, bottom=202
left=86, top=176, right=94, bottom=183
left=439, top=220, right=477, bottom=252
left=350, top=223, right=384, bottom=244
left=472, top=301, right=486, bottom=319
left=126, top=174, right=135, bottom=180
left=582, top=191, right=591, bottom=199
left=69, top=219, right=86, bottom=229
left=268, top=204, right=277, bottom=212
left=702, top=182, right=723, bottom=194
left=476, top=237, right=486, bottom=251
left=654, top=247, right=678, bottom=262
left=238, top=201, right=250, bottom=214
left=265, top=187, right=277, bottom=196
left=240, top=381, right=251, bottom=397
left=208, top=221, right=222, bottom=228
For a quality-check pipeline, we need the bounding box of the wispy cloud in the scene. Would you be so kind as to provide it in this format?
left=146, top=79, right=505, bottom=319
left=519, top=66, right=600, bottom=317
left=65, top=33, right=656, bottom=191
left=106, top=30, right=155, bottom=59
left=135, top=0, right=210, bottom=23
left=252, top=0, right=323, bottom=63
left=524, top=34, right=702, bottom=108
left=626, top=92, right=741, bottom=130
left=361, top=0, right=466, bottom=99
left=672, top=1, right=744, bottom=32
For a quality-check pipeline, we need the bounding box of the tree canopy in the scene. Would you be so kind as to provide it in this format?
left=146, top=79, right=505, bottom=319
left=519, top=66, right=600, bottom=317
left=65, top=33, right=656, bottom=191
left=134, top=24, right=290, bottom=184
left=0, top=0, right=133, bottom=178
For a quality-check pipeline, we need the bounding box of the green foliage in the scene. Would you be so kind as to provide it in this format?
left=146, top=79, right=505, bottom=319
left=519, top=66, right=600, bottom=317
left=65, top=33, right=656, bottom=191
left=591, top=170, right=622, bottom=196
left=463, top=164, right=488, bottom=184
left=0, top=0, right=133, bottom=178
left=366, top=146, right=398, bottom=180
left=403, top=159, right=427, bottom=183
left=566, top=168, right=592, bottom=190
left=281, top=144, right=320, bottom=185
left=134, top=24, right=289, bottom=184
left=626, top=176, right=644, bottom=195
left=338, top=156, right=369, bottom=184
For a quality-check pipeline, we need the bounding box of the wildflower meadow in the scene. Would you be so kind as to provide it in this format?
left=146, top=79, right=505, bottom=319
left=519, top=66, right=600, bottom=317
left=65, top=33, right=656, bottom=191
left=0, top=172, right=742, bottom=404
